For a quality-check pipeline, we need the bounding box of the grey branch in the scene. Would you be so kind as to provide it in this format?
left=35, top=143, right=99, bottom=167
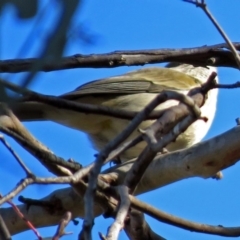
left=125, top=209, right=166, bottom=240
left=105, top=186, right=130, bottom=240
left=0, top=214, right=11, bottom=240
left=2, top=43, right=240, bottom=73
left=1, top=126, right=240, bottom=236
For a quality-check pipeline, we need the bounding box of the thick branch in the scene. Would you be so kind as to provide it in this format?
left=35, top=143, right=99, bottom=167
left=107, top=126, right=240, bottom=194
left=1, top=43, right=240, bottom=73
left=2, top=126, right=240, bottom=235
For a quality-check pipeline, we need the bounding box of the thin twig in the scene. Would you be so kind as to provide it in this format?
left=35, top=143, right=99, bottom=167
left=81, top=91, right=175, bottom=239
left=184, top=0, right=240, bottom=68
left=82, top=86, right=204, bottom=238
left=58, top=86, right=206, bottom=183
left=82, top=72, right=217, bottom=237
left=95, top=176, right=240, bottom=238
left=124, top=73, right=216, bottom=194
left=130, top=195, right=240, bottom=237
left=0, top=135, right=33, bottom=177
left=81, top=81, right=212, bottom=237
left=214, top=82, right=240, bottom=89
left=94, top=178, right=240, bottom=238
left=0, top=175, right=74, bottom=206
left=105, top=186, right=130, bottom=240
left=0, top=125, right=80, bottom=175
left=0, top=194, right=42, bottom=240
left=0, top=78, right=166, bottom=121
left=52, top=212, right=72, bottom=240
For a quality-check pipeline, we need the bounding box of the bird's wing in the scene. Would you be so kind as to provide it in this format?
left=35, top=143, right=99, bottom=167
left=61, top=67, right=202, bottom=100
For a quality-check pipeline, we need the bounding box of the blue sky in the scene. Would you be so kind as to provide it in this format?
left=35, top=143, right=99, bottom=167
left=1, top=0, right=240, bottom=239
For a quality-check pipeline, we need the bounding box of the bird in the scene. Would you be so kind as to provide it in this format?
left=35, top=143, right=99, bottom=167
left=9, top=63, right=218, bottom=162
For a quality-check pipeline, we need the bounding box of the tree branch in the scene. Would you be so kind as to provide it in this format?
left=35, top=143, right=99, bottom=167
left=125, top=209, right=166, bottom=240
left=0, top=214, right=11, bottom=240
left=1, top=125, right=240, bottom=235
left=1, top=43, right=240, bottom=73
left=130, top=195, right=240, bottom=237
left=184, top=0, right=240, bottom=68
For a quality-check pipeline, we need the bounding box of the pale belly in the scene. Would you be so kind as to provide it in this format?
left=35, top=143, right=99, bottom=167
left=88, top=117, right=210, bottom=161
left=48, top=91, right=217, bottom=162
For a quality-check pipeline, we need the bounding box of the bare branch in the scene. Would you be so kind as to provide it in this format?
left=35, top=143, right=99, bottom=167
left=52, top=212, right=72, bottom=240
left=214, top=81, right=240, bottom=89
left=130, top=196, right=240, bottom=237
left=0, top=78, right=169, bottom=121
left=1, top=196, right=42, bottom=240
left=0, top=135, right=33, bottom=177
left=125, top=209, right=166, bottom=240
left=83, top=72, right=216, bottom=238
left=81, top=89, right=177, bottom=239
left=0, top=106, right=81, bottom=174
left=0, top=214, right=11, bottom=240
left=105, top=186, right=130, bottom=240
left=1, top=125, right=240, bottom=235
left=2, top=42, right=240, bottom=73
left=124, top=73, right=216, bottom=194
left=81, top=81, right=210, bottom=237
left=184, top=0, right=240, bottom=68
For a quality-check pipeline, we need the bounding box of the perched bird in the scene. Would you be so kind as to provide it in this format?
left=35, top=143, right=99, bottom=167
left=10, top=63, right=218, bottom=161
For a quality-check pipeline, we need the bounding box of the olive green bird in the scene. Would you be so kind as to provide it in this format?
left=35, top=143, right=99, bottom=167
left=11, top=63, right=218, bottom=161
